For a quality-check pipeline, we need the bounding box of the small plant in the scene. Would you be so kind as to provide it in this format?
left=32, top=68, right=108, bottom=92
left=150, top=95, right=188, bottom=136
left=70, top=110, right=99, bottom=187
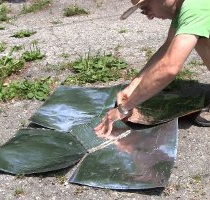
left=0, top=41, right=6, bottom=52
left=20, top=119, right=27, bottom=127
left=51, top=20, right=62, bottom=25
left=11, top=29, right=37, bottom=38
left=14, top=185, right=24, bottom=196
left=21, top=0, right=51, bottom=14
left=15, top=174, right=25, bottom=179
left=60, top=53, right=70, bottom=59
left=119, top=28, right=127, bottom=33
left=114, top=44, right=123, bottom=52
left=125, top=68, right=138, bottom=80
left=0, top=53, right=25, bottom=81
left=93, top=0, right=104, bottom=8
left=141, top=46, right=154, bottom=61
left=55, top=173, right=66, bottom=184
left=21, top=43, right=45, bottom=62
left=11, top=45, right=23, bottom=52
left=0, top=77, right=53, bottom=101
left=63, top=5, right=88, bottom=17
left=0, top=3, right=9, bottom=22
left=165, top=69, right=197, bottom=91
left=0, top=25, right=5, bottom=30
left=188, top=59, right=203, bottom=66
left=191, top=174, right=202, bottom=183
left=62, top=52, right=128, bottom=85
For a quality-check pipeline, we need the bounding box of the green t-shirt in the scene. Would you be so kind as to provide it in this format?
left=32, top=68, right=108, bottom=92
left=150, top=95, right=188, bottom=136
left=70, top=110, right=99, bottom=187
left=171, top=0, right=210, bottom=38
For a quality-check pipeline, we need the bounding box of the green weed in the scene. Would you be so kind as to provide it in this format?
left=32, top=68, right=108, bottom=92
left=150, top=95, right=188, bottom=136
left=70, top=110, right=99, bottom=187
left=188, top=59, right=203, bottom=66
left=176, top=69, right=195, bottom=80
left=114, top=44, right=123, bottom=52
left=11, top=29, right=37, bottom=38
left=14, top=185, right=24, bottom=196
left=51, top=20, right=62, bottom=25
left=166, top=69, right=197, bottom=91
left=0, top=25, right=5, bottom=30
left=55, top=174, right=66, bottom=185
left=0, top=41, right=6, bottom=52
left=15, top=174, right=25, bottom=179
left=191, top=174, right=202, bottom=183
left=125, top=68, right=138, bottom=80
left=119, top=28, right=127, bottom=33
left=0, top=3, right=9, bottom=22
left=141, top=46, right=154, bottom=61
left=62, top=52, right=128, bottom=85
left=0, top=77, right=52, bottom=101
left=93, top=0, right=104, bottom=8
left=63, top=5, right=88, bottom=17
left=0, top=53, right=25, bottom=82
left=21, top=43, right=45, bottom=62
left=59, top=53, right=70, bottom=59
left=11, top=45, right=23, bottom=52
left=21, top=0, right=51, bottom=14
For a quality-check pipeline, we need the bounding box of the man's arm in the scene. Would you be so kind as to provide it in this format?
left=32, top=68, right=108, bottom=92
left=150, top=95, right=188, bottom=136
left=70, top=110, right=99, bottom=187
left=121, top=32, right=199, bottom=110
left=117, top=26, right=176, bottom=104
left=94, top=29, right=198, bottom=137
left=195, top=38, right=210, bottom=70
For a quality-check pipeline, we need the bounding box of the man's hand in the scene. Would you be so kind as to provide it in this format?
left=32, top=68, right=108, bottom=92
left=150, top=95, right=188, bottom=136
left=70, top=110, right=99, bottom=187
left=94, top=108, right=123, bottom=138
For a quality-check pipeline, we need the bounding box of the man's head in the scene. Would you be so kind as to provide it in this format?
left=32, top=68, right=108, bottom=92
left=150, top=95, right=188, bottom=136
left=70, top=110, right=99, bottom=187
left=121, top=0, right=181, bottom=20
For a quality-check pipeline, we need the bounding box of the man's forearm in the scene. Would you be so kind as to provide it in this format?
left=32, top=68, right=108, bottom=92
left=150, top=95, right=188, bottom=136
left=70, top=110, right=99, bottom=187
left=122, top=56, right=181, bottom=111
left=121, top=33, right=198, bottom=111
left=121, top=41, right=170, bottom=104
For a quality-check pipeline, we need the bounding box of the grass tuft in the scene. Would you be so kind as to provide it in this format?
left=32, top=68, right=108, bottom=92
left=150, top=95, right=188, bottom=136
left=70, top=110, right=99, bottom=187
left=63, top=5, right=88, bottom=17
left=62, top=52, right=135, bottom=85
left=21, top=42, right=45, bottom=62
left=0, top=25, right=5, bottom=30
left=0, top=41, right=6, bottom=52
left=0, top=3, right=9, bottom=22
left=0, top=77, right=53, bottom=101
left=11, top=29, right=37, bottom=38
left=21, top=0, right=51, bottom=14
left=141, top=46, right=154, bottom=61
left=14, top=186, right=24, bottom=196
left=0, top=54, right=25, bottom=82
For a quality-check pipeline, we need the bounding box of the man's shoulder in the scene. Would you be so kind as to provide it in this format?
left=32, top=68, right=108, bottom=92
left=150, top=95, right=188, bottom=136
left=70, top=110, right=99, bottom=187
left=171, top=0, right=210, bottom=38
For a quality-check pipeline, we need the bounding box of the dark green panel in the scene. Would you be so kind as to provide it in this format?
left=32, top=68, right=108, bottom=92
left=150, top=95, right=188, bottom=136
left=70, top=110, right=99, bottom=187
left=70, top=119, right=178, bottom=190
left=129, top=92, right=204, bottom=125
left=30, top=85, right=122, bottom=131
left=0, top=129, right=86, bottom=175
left=30, top=85, right=205, bottom=131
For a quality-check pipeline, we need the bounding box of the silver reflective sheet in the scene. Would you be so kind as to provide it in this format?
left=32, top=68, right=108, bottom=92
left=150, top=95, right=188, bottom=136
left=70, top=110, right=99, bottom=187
left=30, top=85, right=122, bottom=132
left=70, top=119, right=178, bottom=189
left=30, top=84, right=204, bottom=130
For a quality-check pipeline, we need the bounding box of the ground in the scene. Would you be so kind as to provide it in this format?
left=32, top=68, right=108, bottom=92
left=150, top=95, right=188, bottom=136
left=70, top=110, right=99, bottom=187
left=0, top=0, right=210, bottom=199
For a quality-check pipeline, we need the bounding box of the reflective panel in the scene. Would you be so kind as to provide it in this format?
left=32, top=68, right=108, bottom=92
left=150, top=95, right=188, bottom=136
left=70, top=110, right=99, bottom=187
left=128, top=92, right=205, bottom=125
left=0, top=129, right=86, bottom=174
left=0, top=84, right=202, bottom=189
left=30, top=85, right=205, bottom=130
left=70, top=117, right=130, bottom=150
left=70, top=119, right=178, bottom=189
left=30, top=85, right=122, bottom=131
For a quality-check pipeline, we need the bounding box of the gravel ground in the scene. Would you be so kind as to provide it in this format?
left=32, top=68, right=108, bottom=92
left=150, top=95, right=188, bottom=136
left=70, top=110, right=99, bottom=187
left=0, top=0, right=210, bottom=199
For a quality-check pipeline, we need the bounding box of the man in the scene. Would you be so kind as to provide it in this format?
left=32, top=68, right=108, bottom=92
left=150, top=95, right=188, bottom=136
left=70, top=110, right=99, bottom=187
left=95, top=0, right=210, bottom=136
